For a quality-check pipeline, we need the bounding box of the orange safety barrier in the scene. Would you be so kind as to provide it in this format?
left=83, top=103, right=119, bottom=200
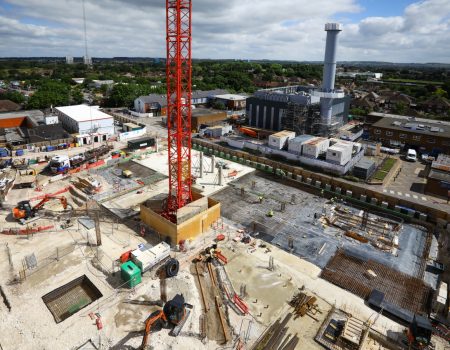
left=2, top=225, right=54, bottom=235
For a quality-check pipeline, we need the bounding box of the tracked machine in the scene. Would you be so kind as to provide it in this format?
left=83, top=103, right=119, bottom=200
left=12, top=195, right=70, bottom=224
left=140, top=294, right=192, bottom=349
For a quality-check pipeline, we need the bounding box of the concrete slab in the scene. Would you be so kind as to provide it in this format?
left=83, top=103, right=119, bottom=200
left=211, top=173, right=430, bottom=280
left=134, top=149, right=255, bottom=197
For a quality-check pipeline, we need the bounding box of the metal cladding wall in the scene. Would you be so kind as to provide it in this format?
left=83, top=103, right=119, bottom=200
left=331, top=96, right=351, bottom=123
left=247, top=97, right=287, bottom=131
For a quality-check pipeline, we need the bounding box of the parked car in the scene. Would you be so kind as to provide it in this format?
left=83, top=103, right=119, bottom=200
left=406, top=149, right=417, bottom=162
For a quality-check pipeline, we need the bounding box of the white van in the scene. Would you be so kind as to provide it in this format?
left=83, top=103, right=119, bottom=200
left=406, top=149, right=417, bottom=162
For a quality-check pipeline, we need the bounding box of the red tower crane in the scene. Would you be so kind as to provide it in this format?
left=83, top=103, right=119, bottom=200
left=165, top=0, right=193, bottom=221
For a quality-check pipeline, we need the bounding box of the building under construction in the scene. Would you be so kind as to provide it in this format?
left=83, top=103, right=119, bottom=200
left=246, top=24, right=351, bottom=137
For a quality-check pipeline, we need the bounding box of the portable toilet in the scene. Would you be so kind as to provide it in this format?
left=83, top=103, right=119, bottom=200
left=120, top=261, right=141, bottom=288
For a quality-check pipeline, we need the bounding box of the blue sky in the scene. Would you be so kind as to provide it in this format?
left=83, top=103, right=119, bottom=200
left=0, top=0, right=449, bottom=62
left=350, top=0, right=416, bottom=20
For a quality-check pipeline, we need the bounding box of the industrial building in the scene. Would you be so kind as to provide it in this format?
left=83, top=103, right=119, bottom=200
left=0, top=110, right=71, bottom=146
left=246, top=23, right=350, bottom=137
left=367, top=113, right=450, bottom=154
left=55, top=105, right=114, bottom=144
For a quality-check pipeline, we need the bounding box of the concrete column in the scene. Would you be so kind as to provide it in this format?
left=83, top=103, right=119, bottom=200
left=218, top=166, right=223, bottom=186
left=211, top=155, right=215, bottom=173
left=199, top=151, right=204, bottom=178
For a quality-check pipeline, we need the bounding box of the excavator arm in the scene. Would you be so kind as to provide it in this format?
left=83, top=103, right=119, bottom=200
left=33, top=195, right=68, bottom=211
left=141, top=310, right=166, bottom=349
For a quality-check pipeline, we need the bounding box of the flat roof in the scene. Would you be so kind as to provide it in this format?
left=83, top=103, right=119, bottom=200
left=0, top=109, right=43, bottom=120
left=328, top=144, right=351, bottom=152
left=432, top=154, right=450, bottom=172
left=271, top=130, right=295, bottom=138
left=369, top=112, right=450, bottom=128
left=55, top=105, right=112, bottom=123
left=354, top=158, right=376, bottom=170
left=372, top=117, right=450, bottom=138
left=305, top=137, right=328, bottom=145
left=289, top=135, right=315, bottom=144
left=123, top=122, right=140, bottom=128
left=215, top=94, right=247, bottom=101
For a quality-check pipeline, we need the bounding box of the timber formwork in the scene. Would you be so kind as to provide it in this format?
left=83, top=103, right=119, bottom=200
left=321, top=249, right=431, bottom=314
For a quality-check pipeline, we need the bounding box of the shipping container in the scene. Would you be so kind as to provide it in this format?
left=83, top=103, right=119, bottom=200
left=127, top=136, right=155, bottom=150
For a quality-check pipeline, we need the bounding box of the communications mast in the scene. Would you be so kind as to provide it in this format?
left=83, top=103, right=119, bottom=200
left=164, top=0, right=193, bottom=221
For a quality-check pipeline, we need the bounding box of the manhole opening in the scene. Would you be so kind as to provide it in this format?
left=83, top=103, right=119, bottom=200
left=42, top=275, right=102, bottom=323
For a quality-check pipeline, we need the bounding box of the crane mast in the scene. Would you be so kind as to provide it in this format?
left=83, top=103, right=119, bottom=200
left=165, top=0, right=193, bottom=221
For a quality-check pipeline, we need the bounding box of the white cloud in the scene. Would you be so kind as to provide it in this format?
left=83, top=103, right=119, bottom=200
left=0, top=0, right=448, bottom=62
left=340, top=0, right=450, bottom=62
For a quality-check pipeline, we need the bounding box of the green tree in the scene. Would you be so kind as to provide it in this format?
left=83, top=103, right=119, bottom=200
left=71, top=87, right=83, bottom=104
left=27, top=80, right=71, bottom=109
left=105, top=83, right=161, bottom=107
left=349, top=108, right=367, bottom=116
left=433, top=87, right=448, bottom=98
left=393, top=102, right=407, bottom=115
left=443, top=80, right=450, bottom=97
left=212, top=101, right=226, bottom=110
left=0, top=90, right=25, bottom=104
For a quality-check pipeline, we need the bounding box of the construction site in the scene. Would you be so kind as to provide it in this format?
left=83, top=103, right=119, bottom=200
left=0, top=125, right=449, bottom=350
left=1, top=1, right=450, bottom=350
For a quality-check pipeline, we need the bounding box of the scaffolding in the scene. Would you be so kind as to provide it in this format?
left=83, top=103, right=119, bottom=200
left=281, top=102, right=321, bottom=135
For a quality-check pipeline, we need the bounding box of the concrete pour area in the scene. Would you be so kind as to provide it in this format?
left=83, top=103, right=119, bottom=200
left=210, top=172, right=437, bottom=283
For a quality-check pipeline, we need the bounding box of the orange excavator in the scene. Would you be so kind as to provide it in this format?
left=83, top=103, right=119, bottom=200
left=13, top=195, right=69, bottom=222
left=141, top=294, right=192, bottom=349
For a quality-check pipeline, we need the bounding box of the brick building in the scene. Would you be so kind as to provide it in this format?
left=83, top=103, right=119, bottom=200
left=367, top=113, right=450, bottom=154
left=425, top=154, right=450, bottom=199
